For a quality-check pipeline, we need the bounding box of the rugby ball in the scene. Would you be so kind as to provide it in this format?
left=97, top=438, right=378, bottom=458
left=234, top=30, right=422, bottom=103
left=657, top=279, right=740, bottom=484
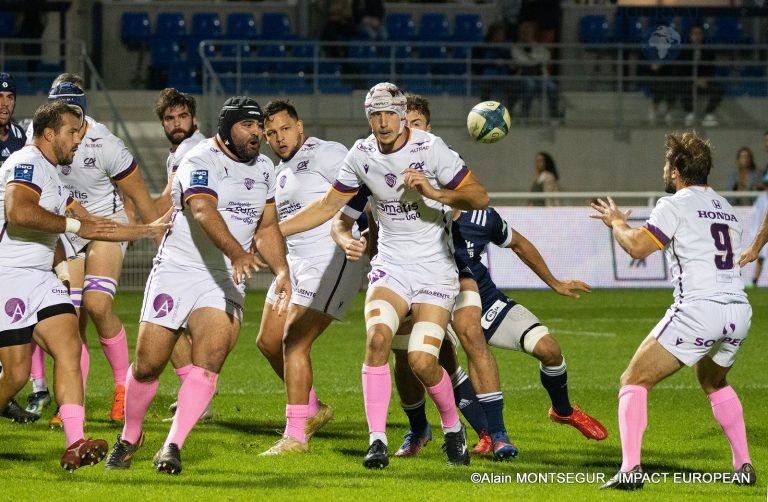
left=467, top=101, right=511, bottom=144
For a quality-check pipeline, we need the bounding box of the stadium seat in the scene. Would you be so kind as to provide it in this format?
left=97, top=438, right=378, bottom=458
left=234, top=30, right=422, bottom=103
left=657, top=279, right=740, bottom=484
left=286, top=42, right=315, bottom=74
left=257, top=43, right=286, bottom=72
left=226, top=12, right=258, bottom=40
left=261, top=12, right=292, bottom=40
left=613, top=14, right=643, bottom=43
left=150, top=38, right=183, bottom=66
left=386, top=13, right=415, bottom=41
left=155, top=12, right=187, bottom=40
left=419, top=13, right=450, bottom=41
left=121, top=12, right=151, bottom=49
left=713, top=16, right=745, bottom=44
left=578, top=15, right=611, bottom=44
left=190, top=13, right=221, bottom=40
left=0, top=12, right=16, bottom=38
left=168, top=63, right=201, bottom=94
left=453, top=14, right=483, bottom=42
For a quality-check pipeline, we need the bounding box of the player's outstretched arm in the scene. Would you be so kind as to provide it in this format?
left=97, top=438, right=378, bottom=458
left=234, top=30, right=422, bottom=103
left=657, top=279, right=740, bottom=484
left=116, top=168, right=160, bottom=224
left=279, top=188, right=352, bottom=237
left=254, top=204, right=291, bottom=314
left=69, top=202, right=170, bottom=242
left=508, top=230, right=591, bottom=298
left=740, top=212, right=768, bottom=266
left=590, top=196, right=659, bottom=259
left=401, top=169, right=489, bottom=210
left=331, top=211, right=367, bottom=262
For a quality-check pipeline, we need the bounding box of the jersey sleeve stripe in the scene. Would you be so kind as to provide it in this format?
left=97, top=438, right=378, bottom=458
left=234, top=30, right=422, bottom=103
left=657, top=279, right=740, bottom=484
left=265, top=197, right=275, bottom=205
left=642, top=225, right=667, bottom=248
left=444, top=166, right=470, bottom=190
left=111, top=160, right=138, bottom=181
left=183, top=187, right=218, bottom=202
left=331, top=180, right=358, bottom=195
left=66, top=195, right=76, bottom=209
left=8, top=180, right=42, bottom=196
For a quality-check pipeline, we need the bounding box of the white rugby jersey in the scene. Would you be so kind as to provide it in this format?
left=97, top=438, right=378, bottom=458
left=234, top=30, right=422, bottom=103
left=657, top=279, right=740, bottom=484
left=166, top=130, right=206, bottom=181
left=29, top=116, right=137, bottom=216
left=643, top=186, right=747, bottom=302
left=157, top=137, right=275, bottom=272
left=275, top=137, right=347, bottom=258
left=0, top=145, right=73, bottom=270
left=332, top=127, right=469, bottom=264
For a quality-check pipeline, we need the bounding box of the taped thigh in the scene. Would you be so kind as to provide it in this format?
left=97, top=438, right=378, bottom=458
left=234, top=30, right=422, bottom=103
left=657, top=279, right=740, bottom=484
left=452, top=290, right=481, bottom=315
left=407, top=321, right=445, bottom=357
left=83, top=275, right=118, bottom=299
left=365, top=299, right=400, bottom=335
left=487, top=304, right=548, bottom=353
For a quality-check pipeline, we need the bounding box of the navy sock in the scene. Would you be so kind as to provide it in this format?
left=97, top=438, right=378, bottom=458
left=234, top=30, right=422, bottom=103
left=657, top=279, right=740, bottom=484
left=477, top=392, right=505, bottom=436
left=451, top=368, right=488, bottom=436
left=402, top=399, right=428, bottom=433
left=540, top=358, right=573, bottom=416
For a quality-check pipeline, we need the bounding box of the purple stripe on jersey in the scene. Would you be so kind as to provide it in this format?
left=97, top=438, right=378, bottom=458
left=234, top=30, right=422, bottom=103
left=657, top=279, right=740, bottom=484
left=183, top=187, right=218, bottom=200
left=266, top=196, right=275, bottom=204
left=0, top=222, right=6, bottom=243
left=672, top=239, right=684, bottom=299
left=112, top=160, right=138, bottom=181
left=444, top=166, right=469, bottom=190
left=644, top=223, right=670, bottom=246
left=332, top=180, right=358, bottom=194
left=66, top=195, right=75, bottom=208
left=654, top=305, right=679, bottom=340
left=8, top=180, right=42, bottom=195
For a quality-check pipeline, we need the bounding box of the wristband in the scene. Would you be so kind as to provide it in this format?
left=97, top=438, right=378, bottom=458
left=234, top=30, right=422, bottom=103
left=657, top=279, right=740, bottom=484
left=65, top=217, right=81, bottom=234
left=54, top=261, right=70, bottom=282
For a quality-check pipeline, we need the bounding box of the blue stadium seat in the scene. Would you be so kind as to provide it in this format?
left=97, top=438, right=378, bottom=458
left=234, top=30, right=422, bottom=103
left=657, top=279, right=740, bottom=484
left=121, top=12, right=151, bottom=49
left=613, top=14, right=644, bottom=43
left=261, top=12, right=292, bottom=40
left=286, top=43, right=315, bottom=73
left=257, top=43, right=286, bottom=71
left=714, top=16, right=745, bottom=44
left=150, top=38, right=183, bottom=66
left=453, top=14, right=483, bottom=42
left=386, top=13, right=415, bottom=41
left=190, top=13, right=221, bottom=40
left=579, top=15, right=611, bottom=44
left=419, top=13, right=450, bottom=41
left=168, top=63, right=201, bottom=94
left=226, top=12, right=257, bottom=40
left=0, top=12, right=16, bottom=37
left=155, top=12, right=186, bottom=39
left=187, top=38, right=217, bottom=64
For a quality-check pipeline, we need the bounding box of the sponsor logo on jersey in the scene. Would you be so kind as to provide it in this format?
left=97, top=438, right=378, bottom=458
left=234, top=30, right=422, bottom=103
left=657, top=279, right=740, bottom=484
left=712, top=200, right=722, bottom=209
left=408, top=161, right=425, bottom=170
left=1, top=147, right=9, bottom=158
left=84, top=137, right=102, bottom=148
left=675, top=337, right=684, bottom=346
left=152, top=293, right=174, bottom=318
left=5, top=298, right=26, bottom=323
left=420, top=289, right=451, bottom=299
left=378, top=199, right=419, bottom=216
left=481, top=299, right=507, bottom=330
left=357, top=142, right=375, bottom=152
left=409, top=142, right=429, bottom=153
left=466, top=240, right=475, bottom=258
left=279, top=175, right=287, bottom=188
left=60, top=165, right=71, bottom=175
left=385, top=173, right=397, bottom=187
left=696, top=210, right=737, bottom=222
left=363, top=163, right=369, bottom=173
left=369, top=268, right=386, bottom=283
left=296, top=160, right=309, bottom=171
left=190, top=170, right=209, bottom=187
left=83, top=157, right=97, bottom=167
left=303, top=142, right=318, bottom=151
left=244, top=178, right=255, bottom=190
left=13, top=164, right=33, bottom=182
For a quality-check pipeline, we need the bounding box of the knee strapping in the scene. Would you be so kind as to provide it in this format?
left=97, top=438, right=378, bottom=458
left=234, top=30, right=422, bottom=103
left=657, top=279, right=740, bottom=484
left=70, top=288, right=83, bottom=308
left=83, top=275, right=118, bottom=298
left=407, top=321, right=445, bottom=357
left=453, top=290, right=481, bottom=314
left=365, top=299, right=400, bottom=335
left=522, top=325, right=549, bottom=353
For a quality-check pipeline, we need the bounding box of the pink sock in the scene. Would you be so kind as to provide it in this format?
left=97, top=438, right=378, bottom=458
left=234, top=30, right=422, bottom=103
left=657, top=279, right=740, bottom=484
left=166, top=366, right=218, bottom=449
left=286, top=404, right=309, bottom=443
left=80, top=344, right=90, bottom=393
left=174, top=364, right=193, bottom=384
left=100, top=326, right=129, bottom=386
left=30, top=342, right=46, bottom=381
left=362, top=364, right=391, bottom=435
left=308, top=387, right=320, bottom=417
left=618, top=385, right=648, bottom=472
left=426, top=369, right=460, bottom=430
left=709, top=386, right=752, bottom=470
left=121, top=365, right=159, bottom=444
left=59, top=403, right=85, bottom=447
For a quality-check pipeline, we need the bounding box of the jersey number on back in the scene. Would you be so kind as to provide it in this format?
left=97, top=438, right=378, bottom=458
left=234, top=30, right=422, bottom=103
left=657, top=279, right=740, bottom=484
left=710, top=223, right=734, bottom=270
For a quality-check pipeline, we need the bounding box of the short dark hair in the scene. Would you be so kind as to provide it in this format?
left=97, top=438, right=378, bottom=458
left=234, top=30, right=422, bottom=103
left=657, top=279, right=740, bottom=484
left=665, top=131, right=712, bottom=185
left=263, top=99, right=299, bottom=121
left=32, top=101, right=83, bottom=138
left=154, top=88, right=197, bottom=121
left=51, top=72, right=85, bottom=89
left=406, top=94, right=430, bottom=125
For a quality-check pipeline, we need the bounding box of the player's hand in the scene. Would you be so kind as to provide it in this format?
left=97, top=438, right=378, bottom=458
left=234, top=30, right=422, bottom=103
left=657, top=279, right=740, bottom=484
left=76, top=216, right=117, bottom=239
left=272, top=271, right=292, bottom=316
left=401, top=168, right=440, bottom=200
left=589, top=197, right=632, bottom=228
left=230, top=251, right=267, bottom=284
left=344, top=234, right=367, bottom=262
left=553, top=279, right=591, bottom=299
left=739, top=245, right=759, bottom=267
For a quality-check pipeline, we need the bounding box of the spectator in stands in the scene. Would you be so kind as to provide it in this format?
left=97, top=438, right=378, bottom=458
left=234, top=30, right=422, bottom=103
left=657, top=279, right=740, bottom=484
left=728, top=146, right=760, bottom=206
left=517, top=0, right=561, bottom=44
left=321, top=0, right=357, bottom=59
left=512, top=22, right=562, bottom=123
left=352, top=0, right=387, bottom=41
left=676, top=24, right=724, bottom=127
left=472, top=22, right=517, bottom=115
left=647, top=62, right=676, bottom=125
left=530, top=151, right=561, bottom=207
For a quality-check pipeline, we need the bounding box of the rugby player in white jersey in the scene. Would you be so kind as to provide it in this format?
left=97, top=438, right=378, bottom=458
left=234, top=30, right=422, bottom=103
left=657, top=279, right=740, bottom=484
left=0, top=101, right=168, bottom=470
left=152, top=88, right=213, bottom=422
left=257, top=100, right=364, bottom=455
left=26, top=75, right=160, bottom=424
left=280, top=82, right=489, bottom=468
left=104, top=97, right=291, bottom=475
left=591, top=131, right=755, bottom=489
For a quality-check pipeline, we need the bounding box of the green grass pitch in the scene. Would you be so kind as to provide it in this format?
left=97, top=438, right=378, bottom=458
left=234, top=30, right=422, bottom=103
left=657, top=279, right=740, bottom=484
left=1, top=288, right=765, bottom=500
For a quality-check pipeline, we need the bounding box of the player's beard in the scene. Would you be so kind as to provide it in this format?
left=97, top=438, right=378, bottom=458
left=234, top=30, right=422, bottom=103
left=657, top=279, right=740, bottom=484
left=664, top=178, right=676, bottom=194
left=166, top=123, right=196, bottom=146
left=232, top=134, right=260, bottom=162
left=52, top=137, right=76, bottom=166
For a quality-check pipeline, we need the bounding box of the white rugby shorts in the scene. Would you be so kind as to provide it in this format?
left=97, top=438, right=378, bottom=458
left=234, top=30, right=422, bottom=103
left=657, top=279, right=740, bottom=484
left=0, top=267, right=72, bottom=333
left=367, top=255, right=459, bottom=311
